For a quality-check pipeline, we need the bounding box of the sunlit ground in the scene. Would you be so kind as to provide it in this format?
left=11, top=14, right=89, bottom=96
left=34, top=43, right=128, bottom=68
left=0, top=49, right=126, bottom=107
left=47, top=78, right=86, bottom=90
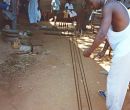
left=76, top=33, right=111, bottom=72
left=40, top=21, right=111, bottom=72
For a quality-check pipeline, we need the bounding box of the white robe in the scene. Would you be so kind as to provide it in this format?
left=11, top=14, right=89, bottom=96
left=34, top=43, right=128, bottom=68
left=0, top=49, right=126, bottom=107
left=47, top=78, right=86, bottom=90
left=106, top=2, right=130, bottom=110
left=51, top=0, right=60, bottom=11
left=28, top=0, right=41, bottom=23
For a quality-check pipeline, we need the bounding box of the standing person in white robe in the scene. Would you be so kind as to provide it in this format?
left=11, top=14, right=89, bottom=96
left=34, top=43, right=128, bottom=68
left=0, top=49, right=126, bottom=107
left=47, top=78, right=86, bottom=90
left=83, top=0, right=130, bottom=110
left=28, top=0, right=41, bottom=23
left=65, top=0, right=77, bottom=18
left=51, top=0, right=61, bottom=25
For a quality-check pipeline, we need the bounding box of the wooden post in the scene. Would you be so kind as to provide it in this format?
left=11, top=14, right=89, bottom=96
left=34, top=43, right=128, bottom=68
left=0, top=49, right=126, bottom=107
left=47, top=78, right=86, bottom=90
left=12, top=0, right=18, bottom=30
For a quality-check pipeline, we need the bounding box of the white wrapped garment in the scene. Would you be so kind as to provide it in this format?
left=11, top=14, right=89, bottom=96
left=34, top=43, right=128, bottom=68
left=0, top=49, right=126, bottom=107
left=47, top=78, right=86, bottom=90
left=28, top=0, right=41, bottom=23
left=106, top=2, right=130, bottom=110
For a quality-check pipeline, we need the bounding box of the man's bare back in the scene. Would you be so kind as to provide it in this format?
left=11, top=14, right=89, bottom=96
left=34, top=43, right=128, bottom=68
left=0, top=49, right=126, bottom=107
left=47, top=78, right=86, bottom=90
left=83, top=0, right=130, bottom=57
left=104, top=0, right=129, bottom=32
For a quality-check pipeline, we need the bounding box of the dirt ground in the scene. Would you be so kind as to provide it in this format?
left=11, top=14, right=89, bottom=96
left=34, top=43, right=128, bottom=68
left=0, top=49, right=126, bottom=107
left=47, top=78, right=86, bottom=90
left=0, top=21, right=130, bottom=110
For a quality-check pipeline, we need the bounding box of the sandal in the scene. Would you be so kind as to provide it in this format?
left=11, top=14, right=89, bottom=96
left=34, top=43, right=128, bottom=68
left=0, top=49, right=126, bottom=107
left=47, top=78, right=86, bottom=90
left=98, top=90, right=106, bottom=98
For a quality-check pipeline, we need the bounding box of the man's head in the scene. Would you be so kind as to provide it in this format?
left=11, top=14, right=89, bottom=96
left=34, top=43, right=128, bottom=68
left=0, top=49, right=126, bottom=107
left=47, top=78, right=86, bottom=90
left=89, top=0, right=104, bottom=10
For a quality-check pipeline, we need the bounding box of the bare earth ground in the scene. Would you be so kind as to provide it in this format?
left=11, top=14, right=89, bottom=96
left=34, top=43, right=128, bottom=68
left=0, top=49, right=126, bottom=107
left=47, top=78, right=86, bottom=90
left=0, top=23, right=130, bottom=110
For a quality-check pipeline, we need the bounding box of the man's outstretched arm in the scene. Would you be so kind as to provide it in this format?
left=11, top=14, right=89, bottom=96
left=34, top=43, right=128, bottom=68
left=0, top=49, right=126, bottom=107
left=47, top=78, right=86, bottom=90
left=83, top=5, right=112, bottom=57
left=96, top=40, right=110, bottom=58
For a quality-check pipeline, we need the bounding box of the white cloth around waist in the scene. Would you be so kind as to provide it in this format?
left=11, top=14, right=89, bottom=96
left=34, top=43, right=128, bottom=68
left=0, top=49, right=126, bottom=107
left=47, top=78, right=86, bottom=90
left=107, top=2, right=130, bottom=58
left=107, top=22, right=130, bottom=58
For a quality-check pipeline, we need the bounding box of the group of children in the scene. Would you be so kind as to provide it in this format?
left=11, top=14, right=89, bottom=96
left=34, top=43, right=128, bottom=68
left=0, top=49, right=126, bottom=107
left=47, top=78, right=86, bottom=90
left=51, top=0, right=77, bottom=25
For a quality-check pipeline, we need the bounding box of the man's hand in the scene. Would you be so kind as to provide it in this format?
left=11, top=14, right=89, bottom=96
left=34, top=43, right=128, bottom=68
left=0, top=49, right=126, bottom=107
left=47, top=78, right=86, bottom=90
left=83, top=49, right=92, bottom=57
